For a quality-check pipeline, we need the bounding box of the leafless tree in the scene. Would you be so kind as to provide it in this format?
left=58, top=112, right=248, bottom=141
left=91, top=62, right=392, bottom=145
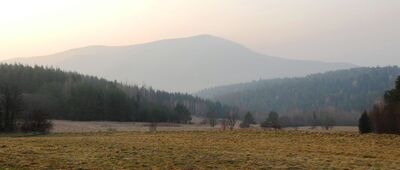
left=220, top=119, right=226, bottom=131
left=148, top=122, right=157, bottom=132
left=226, top=111, right=238, bottom=131
left=206, top=112, right=217, bottom=127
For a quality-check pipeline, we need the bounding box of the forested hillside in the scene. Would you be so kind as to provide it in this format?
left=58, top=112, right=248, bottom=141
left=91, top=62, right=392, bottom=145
left=197, top=66, right=400, bottom=125
left=0, top=64, right=231, bottom=122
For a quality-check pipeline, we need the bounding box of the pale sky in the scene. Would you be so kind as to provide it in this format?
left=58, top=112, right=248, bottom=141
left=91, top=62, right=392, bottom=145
left=0, top=0, right=399, bottom=66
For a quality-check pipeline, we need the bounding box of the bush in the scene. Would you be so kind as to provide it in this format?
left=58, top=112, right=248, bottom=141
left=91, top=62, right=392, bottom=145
left=240, top=112, right=256, bottom=128
left=20, top=109, right=53, bottom=133
left=321, top=116, right=336, bottom=130
left=261, top=112, right=281, bottom=129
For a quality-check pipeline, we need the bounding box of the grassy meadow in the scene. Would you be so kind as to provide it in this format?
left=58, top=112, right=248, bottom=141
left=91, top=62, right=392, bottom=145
left=1, top=130, right=400, bottom=169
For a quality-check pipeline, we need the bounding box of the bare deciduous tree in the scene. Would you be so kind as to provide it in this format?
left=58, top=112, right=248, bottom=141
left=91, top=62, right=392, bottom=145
left=206, top=112, right=217, bottom=127
left=220, top=119, right=226, bottom=131
left=226, top=111, right=238, bottom=131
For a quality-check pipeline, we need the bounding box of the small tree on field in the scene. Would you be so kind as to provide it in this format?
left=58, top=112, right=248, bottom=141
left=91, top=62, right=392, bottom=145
left=359, top=111, right=372, bottom=134
left=240, top=112, right=256, bottom=128
left=311, top=112, right=318, bottom=129
left=206, top=112, right=217, bottom=127
left=321, top=116, right=335, bottom=130
left=147, top=107, right=164, bottom=132
left=261, top=111, right=281, bottom=129
left=226, top=111, right=238, bottom=131
left=220, top=118, right=226, bottom=131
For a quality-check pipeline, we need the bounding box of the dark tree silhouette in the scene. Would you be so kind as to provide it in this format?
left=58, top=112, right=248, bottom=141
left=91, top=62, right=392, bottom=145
left=0, top=83, right=23, bottom=132
left=369, top=76, right=400, bottom=134
left=20, top=109, right=53, bottom=133
left=358, top=111, right=372, bottom=134
left=240, top=112, right=256, bottom=128
left=261, top=111, right=281, bottom=129
left=0, top=64, right=233, bottom=124
left=174, top=103, right=192, bottom=124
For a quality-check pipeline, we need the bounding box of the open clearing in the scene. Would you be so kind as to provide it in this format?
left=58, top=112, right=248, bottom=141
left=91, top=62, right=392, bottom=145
left=1, top=130, right=400, bottom=169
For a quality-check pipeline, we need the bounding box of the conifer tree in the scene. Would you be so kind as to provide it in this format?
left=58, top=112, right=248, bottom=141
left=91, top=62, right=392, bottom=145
left=240, top=112, right=256, bottom=128
left=359, top=111, right=372, bottom=134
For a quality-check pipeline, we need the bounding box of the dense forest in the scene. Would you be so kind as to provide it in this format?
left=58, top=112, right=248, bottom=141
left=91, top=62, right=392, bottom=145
left=360, top=76, right=400, bottom=134
left=0, top=64, right=232, bottom=123
left=198, top=66, right=400, bottom=125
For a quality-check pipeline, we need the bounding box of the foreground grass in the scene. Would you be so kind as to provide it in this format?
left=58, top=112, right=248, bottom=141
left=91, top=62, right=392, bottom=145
left=0, top=130, right=400, bottom=169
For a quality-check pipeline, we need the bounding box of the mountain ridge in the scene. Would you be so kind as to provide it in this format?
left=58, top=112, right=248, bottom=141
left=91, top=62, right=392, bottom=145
left=2, top=35, right=357, bottom=93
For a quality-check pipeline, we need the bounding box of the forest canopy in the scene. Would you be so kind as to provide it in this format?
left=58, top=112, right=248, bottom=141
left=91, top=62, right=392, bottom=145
left=0, top=64, right=232, bottom=123
left=198, top=66, right=400, bottom=125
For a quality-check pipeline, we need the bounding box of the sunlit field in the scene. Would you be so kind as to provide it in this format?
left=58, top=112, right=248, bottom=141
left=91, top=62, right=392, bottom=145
left=1, top=130, right=399, bottom=169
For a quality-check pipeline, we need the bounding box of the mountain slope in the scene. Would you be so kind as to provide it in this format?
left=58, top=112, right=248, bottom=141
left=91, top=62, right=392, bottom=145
left=3, top=35, right=356, bottom=92
left=197, top=66, right=400, bottom=122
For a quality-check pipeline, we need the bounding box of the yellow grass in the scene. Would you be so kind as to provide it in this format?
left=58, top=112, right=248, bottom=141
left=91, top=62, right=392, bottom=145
left=1, top=130, right=400, bottom=169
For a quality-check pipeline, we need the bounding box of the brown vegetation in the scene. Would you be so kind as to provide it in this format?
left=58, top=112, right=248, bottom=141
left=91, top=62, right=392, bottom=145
left=0, top=130, right=399, bottom=169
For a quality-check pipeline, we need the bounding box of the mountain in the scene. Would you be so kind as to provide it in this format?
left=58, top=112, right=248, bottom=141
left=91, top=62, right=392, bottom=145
left=0, top=64, right=231, bottom=122
left=197, top=66, right=400, bottom=125
left=3, top=35, right=356, bottom=93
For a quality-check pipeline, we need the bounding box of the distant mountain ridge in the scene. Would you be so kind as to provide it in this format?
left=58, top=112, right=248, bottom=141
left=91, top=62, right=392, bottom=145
left=3, top=35, right=356, bottom=92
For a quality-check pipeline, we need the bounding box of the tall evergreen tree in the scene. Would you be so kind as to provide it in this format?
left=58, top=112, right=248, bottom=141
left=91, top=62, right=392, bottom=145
left=240, top=112, right=256, bottom=128
left=358, top=111, right=372, bottom=134
left=174, top=103, right=191, bottom=124
left=0, top=83, right=23, bottom=132
left=384, top=76, right=400, bottom=106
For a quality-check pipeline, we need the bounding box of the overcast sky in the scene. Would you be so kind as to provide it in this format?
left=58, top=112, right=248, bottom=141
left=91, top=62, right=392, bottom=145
left=0, top=0, right=399, bottom=66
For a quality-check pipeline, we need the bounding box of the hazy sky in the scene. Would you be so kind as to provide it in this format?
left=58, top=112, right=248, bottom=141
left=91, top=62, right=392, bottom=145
left=0, top=0, right=399, bottom=66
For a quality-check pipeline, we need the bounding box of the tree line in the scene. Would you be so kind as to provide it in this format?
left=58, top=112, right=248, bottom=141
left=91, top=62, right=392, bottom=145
left=0, top=83, right=52, bottom=133
left=198, top=66, right=400, bottom=125
left=206, top=110, right=336, bottom=131
left=359, top=76, right=400, bottom=134
left=0, top=64, right=234, bottom=132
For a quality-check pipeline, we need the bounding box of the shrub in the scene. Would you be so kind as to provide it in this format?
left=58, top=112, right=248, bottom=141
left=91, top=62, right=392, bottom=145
left=240, top=112, right=256, bottom=128
left=20, top=109, right=53, bottom=133
left=261, top=112, right=281, bottom=129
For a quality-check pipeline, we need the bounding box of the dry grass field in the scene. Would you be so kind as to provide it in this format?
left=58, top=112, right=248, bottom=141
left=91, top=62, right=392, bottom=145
left=51, top=120, right=358, bottom=133
left=1, top=130, right=400, bottom=169
left=51, top=120, right=217, bottom=132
